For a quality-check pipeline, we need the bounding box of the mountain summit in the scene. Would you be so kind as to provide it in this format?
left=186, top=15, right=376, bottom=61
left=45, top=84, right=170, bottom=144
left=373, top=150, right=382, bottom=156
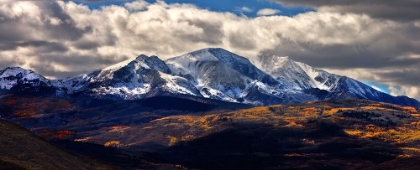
left=1, top=48, right=419, bottom=107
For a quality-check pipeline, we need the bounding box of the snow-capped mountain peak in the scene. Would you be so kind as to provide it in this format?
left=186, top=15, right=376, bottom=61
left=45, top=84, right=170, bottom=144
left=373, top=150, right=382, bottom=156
left=0, top=67, right=49, bottom=90
left=164, top=48, right=298, bottom=104
left=53, top=54, right=201, bottom=100
left=167, top=48, right=279, bottom=84
left=252, top=55, right=342, bottom=91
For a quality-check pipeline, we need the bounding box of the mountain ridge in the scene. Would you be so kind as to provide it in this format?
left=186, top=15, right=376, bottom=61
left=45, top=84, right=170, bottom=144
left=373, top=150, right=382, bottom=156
left=0, top=48, right=419, bottom=107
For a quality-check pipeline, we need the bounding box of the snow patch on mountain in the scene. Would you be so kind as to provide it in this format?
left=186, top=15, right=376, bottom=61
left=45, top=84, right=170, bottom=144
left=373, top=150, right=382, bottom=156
left=157, top=72, right=200, bottom=96
left=296, top=62, right=341, bottom=91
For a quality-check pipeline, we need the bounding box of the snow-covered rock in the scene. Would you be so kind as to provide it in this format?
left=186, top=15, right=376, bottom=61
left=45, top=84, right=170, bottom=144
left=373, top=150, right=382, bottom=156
left=0, top=67, right=57, bottom=94
left=0, top=67, right=49, bottom=90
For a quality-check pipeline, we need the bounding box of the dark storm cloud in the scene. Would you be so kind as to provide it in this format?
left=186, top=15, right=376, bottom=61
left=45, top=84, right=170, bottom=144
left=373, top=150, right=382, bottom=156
left=261, top=40, right=420, bottom=69
left=229, top=31, right=256, bottom=49
left=0, top=41, right=68, bottom=52
left=258, top=15, right=420, bottom=70
left=30, top=52, right=129, bottom=78
left=378, top=69, right=420, bottom=86
left=1, top=2, right=89, bottom=40
left=0, top=60, right=22, bottom=70
left=272, top=0, right=420, bottom=21
left=0, top=18, right=32, bottom=42
left=73, top=33, right=117, bottom=50
left=29, top=63, right=96, bottom=79
left=178, top=19, right=225, bottom=45
left=73, top=40, right=100, bottom=50
left=0, top=1, right=89, bottom=48
left=37, top=53, right=128, bottom=67
left=34, top=1, right=91, bottom=40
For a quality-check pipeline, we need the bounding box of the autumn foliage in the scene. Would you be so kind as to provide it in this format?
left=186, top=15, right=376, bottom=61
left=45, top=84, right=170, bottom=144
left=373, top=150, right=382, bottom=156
left=41, top=130, right=75, bottom=139
left=104, top=141, right=121, bottom=148
left=0, top=95, right=74, bottom=118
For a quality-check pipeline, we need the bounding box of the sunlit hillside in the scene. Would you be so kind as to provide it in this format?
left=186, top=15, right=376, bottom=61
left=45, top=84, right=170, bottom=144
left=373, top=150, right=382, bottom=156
left=72, top=99, right=420, bottom=169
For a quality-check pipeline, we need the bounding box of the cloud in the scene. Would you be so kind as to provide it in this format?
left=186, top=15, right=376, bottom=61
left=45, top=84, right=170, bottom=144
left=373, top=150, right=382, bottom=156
left=0, top=0, right=419, bottom=99
left=376, top=68, right=420, bottom=87
left=389, top=85, right=420, bottom=99
left=257, top=8, right=281, bottom=16
left=75, top=0, right=100, bottom=1
left=240, top=6, right=253, bottom=13
left=272, top=0, right=420, bottom=21
left=125, top=0, right=148, bottom=11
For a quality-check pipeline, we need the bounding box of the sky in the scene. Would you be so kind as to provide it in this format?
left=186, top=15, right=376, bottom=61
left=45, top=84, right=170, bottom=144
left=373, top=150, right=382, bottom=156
left=79, top=0, right=314, bottom=17
left=0, top=0, right=419, bottom=99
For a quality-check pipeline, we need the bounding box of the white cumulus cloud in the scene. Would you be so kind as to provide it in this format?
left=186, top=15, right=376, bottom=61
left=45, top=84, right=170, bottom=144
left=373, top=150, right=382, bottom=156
left=257, top=8, right=281, bottom=16
left=240, top=6, right=253, bottom=13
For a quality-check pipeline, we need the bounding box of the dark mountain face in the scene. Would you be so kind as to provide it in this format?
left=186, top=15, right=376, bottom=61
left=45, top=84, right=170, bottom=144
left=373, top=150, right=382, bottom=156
left=0, top=119, right=115, bottom=170
left=0, top=48, right=419, bottom=107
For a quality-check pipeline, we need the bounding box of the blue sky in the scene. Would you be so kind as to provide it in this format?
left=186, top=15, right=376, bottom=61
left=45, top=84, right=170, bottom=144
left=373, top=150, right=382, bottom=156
left=73, top=0, right=314, bottom=17
left=363, top=81, right=391, bottom=94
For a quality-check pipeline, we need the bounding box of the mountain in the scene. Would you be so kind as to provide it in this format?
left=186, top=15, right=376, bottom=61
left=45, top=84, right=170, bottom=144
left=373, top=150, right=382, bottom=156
left=52, top=48, right=315, bottom=105
left=52, top=54, right=201, bottom=100
left=0, top=48, right=419, bottom=107
left=166, top=48, right=311, bottom=104
left=0, top=119, right=114, bottom=170
left=0, top=67, right=59, bottom=95
left=252, top=55, right=420, bottom=107
left=251, top=55, right=341, bottom=90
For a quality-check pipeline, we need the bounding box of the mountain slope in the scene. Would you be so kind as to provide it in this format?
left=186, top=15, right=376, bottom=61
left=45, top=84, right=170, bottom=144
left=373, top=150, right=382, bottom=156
left=0, top=119, right=114, bottom=170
